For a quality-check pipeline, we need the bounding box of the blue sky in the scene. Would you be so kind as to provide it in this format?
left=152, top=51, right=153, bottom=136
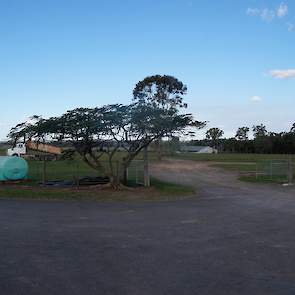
left=0, top=0, right=294, bottom=139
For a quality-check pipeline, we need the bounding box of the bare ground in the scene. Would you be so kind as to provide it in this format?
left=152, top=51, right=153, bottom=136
left=151, top=159, right=295, bottom=212
left=151, top=159, right=240, bottom=188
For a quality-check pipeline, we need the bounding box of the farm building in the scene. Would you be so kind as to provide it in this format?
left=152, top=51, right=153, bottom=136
left=179, top=145, right=218, bottom=154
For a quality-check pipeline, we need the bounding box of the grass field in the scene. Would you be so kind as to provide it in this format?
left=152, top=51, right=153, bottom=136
left=172, top=152, right=295, bottom=162
left=27, top=158, right=100, bottom=183
left=173, top=152, right=295, bottom=184
left=0, top=149, right=195, bottom=200
left=2, top=147, right=295, bottom=188
left=212, top=162, right=294, bottom=183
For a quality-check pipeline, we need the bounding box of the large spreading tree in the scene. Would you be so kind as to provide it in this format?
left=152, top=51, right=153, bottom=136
left=9, top=75, right=205, bottom=187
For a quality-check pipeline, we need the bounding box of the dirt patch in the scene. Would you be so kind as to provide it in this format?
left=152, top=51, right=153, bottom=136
left=151, top=159, right=240, bottom=189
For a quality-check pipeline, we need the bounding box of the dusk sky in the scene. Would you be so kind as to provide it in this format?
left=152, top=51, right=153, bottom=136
left=0, top=0, right=294, bottom=140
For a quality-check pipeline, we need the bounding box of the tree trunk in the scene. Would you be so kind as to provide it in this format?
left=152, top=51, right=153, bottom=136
left=108, top=161, right=121, bottom=189
left=122, top=166, right=128, bottom=185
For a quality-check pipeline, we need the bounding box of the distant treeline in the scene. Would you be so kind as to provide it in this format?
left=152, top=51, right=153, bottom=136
left=188, top=124, right=295, bottom=154
left=189, top=136, right=294, bottom=154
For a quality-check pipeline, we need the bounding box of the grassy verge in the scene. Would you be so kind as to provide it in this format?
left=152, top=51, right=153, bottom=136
left=211, top=162, right=256, bottom=172
left=151, top=178, right=195, bottom=195
left=239, top=175, right=289, bottom=184
left=0, top=178, right=196, bottom=201
left=211, top=162, right=292, bottom=184
left=172, top=152, right=295, bottom=162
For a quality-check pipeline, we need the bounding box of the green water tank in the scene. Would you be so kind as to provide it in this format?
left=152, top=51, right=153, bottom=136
left=0, top=156, right=29, bottom=181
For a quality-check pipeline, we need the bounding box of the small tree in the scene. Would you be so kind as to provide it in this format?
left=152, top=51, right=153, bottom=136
left=235, top=127, right=250, bottom=141
left=253, top=124, right=267, bottom=138
left=206, top=127, right=224, bottom=149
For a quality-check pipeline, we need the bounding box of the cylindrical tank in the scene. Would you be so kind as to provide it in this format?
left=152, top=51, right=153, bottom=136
left=0, top=156, right=29, bottom=181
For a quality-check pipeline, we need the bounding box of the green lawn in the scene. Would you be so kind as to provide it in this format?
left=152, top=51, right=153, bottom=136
left=172, top=152, right=295, bottom=162
left=211, top=162, right=256, bottom=172
left=211, top=162, right=293, bottom=183
left=0, top=151, right=195, bottom=200
left=3, top=148, right=295, bottom=187
left=0, top=150, right=145, bottom=184
left=27, top=158, right=100, bottom=183
left=151, top=178, right=195, bottom=195
left=173, top=153, right=295, bottom=184
left=238, top=175, right=290, bottom=184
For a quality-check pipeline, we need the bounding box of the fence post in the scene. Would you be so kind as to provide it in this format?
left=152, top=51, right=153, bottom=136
left=270, top=161, right=273, bottom=180
left=143, top=146, right=150, bottom=187
left=135, top=163, right=138, bottom=184
left=76, top=162, right=80, bottom=190
left=288, top=156, right=293, bottom=185
left=42, top=156, right=47, bottom=185
left=116, top=161, right=120, bottom=186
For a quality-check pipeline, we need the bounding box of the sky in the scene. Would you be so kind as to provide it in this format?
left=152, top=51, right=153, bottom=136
left=0, top=0, right=294, bottom=140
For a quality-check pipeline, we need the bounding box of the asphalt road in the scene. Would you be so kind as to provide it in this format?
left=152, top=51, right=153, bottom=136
left=1, top=161, right=295, bottom=294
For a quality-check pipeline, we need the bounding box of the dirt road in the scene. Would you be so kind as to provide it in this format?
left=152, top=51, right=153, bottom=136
left=151, top=159, right=295, bottom=212
left=1, top=160, right=295, bottom=294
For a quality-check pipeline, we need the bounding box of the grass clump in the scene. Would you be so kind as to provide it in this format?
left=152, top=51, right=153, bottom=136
left=151, top=178, right=195, bottom=195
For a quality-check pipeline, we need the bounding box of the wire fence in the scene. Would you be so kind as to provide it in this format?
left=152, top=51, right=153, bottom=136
left=255, top=159, right=294, bottom=183
left=26, top=159, right=145, bottom=187
left=126, top=160, right=145, bottom=186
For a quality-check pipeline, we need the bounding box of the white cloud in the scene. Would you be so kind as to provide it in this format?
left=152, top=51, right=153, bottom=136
left=260, top=8, right=275, bottom=22
left=270, top=69, right=295, bottom=79
left=247, top=8, right=260, bottom=16
left=287, top=22, right=295, bottom=32
left=250, top=96, right=263, bottom=102
left=247, top=7, right=275, bottom=22
left=277, top=3, right=288, bottom=18
left=247, top=3, right=288, bottom=25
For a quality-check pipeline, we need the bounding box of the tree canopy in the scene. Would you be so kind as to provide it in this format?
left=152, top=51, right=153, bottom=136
left=206, top=127, right=224, bottom=149
left=133, top=75, right=188, bottom=109
left=235, top=127, right=250, bottom=141
left=9, top=75, right=205, bottom=187
left=253, top=124, right=268, bottom=138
